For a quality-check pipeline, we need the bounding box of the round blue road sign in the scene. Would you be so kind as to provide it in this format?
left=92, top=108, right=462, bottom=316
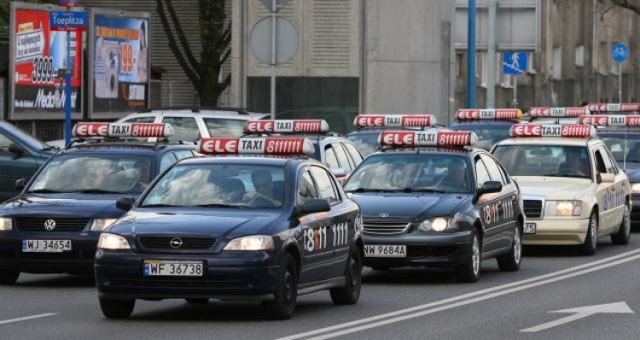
left=611, top=43, right=629, bottom=63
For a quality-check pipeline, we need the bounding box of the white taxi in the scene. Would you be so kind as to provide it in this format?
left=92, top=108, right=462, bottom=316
left=492, top=123, right=631, bottom=255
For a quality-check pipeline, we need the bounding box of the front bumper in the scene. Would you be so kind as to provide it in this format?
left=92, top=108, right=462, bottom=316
left=363, top=230, right=473, bottom=269
left=523, top=218, right=589, bottom=245
left=0, top=232, right=98, bottom=274
left=95, top=250, right=280, bottom=300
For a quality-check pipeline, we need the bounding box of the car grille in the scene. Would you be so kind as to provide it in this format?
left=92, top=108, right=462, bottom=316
left=15, top=218, right=88, bottom=232
left=138, top=237, right=216, bottom=250
left=523, top=200, right=543, bottom=219
left=363, top=219, right=410, bottom=235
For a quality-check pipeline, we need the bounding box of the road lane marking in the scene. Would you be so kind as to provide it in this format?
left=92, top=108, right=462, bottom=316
left=0, top=313, right=57, bottom=326
left=278, top=248, right=640, bottom=340
left=520, top=302, right=634, bottom=333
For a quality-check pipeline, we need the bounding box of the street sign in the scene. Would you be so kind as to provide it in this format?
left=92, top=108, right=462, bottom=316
left=611, top=42, right=629, bottom=63
left=503, top=52, right=527, bottom=75
left=260, top=0, right=289, bottom=12
left=50, top=11, right=87, bottom=31
left=250, top=16, right=298, bottom=65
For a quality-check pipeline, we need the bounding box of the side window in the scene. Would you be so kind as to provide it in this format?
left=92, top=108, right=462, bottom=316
left=593, top=150, right=607, bottom=174
left=297, top=170, right=319, bottom=205
left=122, top=116, right=156, bottom=124
left=344, top=142, right=364, bottom=165
left=475, top=158, right=492, bottom=189
left=332, top=143, right=352, bottom=170
left=159, top=153, right=177, bottom=172
left=162, top=116, right=199, bottom=142
left=203, top=118, right=246, bottom=137
left=480, top=154, right=505, bottom=184
left=600, top=147, right=618, bottom=174
left=0, top=132, right=14, bottom=151
left=339, top=143, right=356, bottom=169
left=325, top=146, right=340, bottom=169
left=310, top=166, right=339, bottom=204
left=173, top=150, right=194, bottom=161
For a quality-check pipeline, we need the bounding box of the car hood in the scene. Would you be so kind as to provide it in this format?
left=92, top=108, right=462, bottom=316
left=349, top=193, right=470, bottom=221
left=623, top=168, right=640, bottom=183
left=109, top=209, right=283, bottom=239
left=512, top=177, right=594, bottom=200
left=0, top=194, right=124, bottom=218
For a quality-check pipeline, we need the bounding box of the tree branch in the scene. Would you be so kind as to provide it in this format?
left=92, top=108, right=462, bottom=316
left=600, top=0, right=640, bottom=15
left=164, top=0, right=201, bottom=72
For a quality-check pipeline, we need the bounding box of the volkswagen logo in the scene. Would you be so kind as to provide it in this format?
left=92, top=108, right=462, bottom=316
left=44, top=219, right=56, bottom=231
left=379, top=213, right=389, bottom=218
left=169, top=238, right=183, bottom=249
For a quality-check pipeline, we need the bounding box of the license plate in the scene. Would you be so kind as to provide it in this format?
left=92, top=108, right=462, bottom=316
left=524, top=223, right=536, bottom=234
left=364, top=245, right=406, bottom=258
left=22, top=240, right=72, bottom=253
left=143, top=260, right=204, bottom=277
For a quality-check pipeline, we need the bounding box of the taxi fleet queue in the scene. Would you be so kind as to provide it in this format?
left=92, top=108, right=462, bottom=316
left=0, top=103, right=639, bottom=320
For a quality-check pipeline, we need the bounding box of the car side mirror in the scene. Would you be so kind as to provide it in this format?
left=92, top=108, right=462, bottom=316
left=598, top=173, right=615, bottom=183
left=8, top=143, right=25, bottom=155
left=116, top=197, right=136, bottom=211
left=473, top=181, right=503, bottom=203
left=331, top=168, right=348, bottom=178
left=15, top=178, right=29, bottom=192
left=297, top=199, right=331, bottom=216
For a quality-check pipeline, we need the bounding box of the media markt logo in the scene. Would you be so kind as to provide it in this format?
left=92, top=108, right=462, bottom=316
left=34, top=89, right=78, bottom=109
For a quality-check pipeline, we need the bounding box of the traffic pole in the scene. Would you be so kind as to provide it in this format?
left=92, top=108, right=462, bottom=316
left=487, top=0, right=497, bottom=108
left=467, top=0, right=477, bottom=108
left=270, top=0, right=277, bottom=119
left=64, top=23, right=72, bottom=146
left=618, top=62, right=622, bottom=102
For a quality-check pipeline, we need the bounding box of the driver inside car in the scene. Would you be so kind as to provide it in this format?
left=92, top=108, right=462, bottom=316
left=435, top=159, right=470, bottom=192
left=559, top=148, right=590, bottom=177
left=244, top=169, right=283, bottom=206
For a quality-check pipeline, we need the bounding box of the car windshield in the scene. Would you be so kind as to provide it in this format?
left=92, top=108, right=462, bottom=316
left=0, top=121, right=53, bottom=151
left=493, top=144, right=591, bottom=179
left=343, top=154, right=472, bottom=194
left=203, top=118, right=247, bottom=137
left=599, top=133, right=640, bottom=163
left=449, top=124, right=511, bottom=151
left=346, top=133, right=379, bottom=158
left=29, top=155, right=154, bottom=194
left=141, top=164, right=285, bottom=208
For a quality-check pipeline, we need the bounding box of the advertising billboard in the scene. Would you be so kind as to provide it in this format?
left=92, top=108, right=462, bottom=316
left=9, top=2, right=83, bottom=120
left=88, top=9, right=150, bottom=118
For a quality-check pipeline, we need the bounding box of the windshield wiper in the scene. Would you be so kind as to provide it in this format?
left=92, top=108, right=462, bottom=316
left=28, top=189, right=64, bottom=194
left=345, top=188, right=400, bottom=193
left=193, top=204, right=242, bottom=209
left=71, top=189, right=124, bottom=194
left=402, top=187, right=445, bottom=193
left=140, top=204, right=184, bottom=208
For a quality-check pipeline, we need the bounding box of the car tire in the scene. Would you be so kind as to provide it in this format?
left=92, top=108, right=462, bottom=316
left=580, top=211, right=598, bottom=256
left=497, top=223, right=522, bottom=272
left=262, top=253, right=298, bottom=320
left=185, top=298, right=209, bottom=304
left=0, top=270, right=19, bottom=285
left=99, top=297, right=135, bottom=319
left=330, top=247, right=363, bottom=305
left=611, top=203, right=631, bottom=245
left=455, top=229, right=481, bottom=283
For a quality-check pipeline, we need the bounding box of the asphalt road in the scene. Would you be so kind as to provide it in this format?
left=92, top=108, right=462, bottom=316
left=2, top=235, right=640, bottom=340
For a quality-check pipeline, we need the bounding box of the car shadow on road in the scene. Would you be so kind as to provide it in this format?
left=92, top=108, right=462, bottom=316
left=361, top=265, right=502, bottom=285
left=16, top=274, right=95, bottom=288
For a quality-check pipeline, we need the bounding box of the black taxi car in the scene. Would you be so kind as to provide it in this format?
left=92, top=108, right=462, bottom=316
left=95, top=136, right=363, bottom=319
left=449, top=108, right=522, bottom=151
left=342, top=127, right=524, bottom=282
left=0, top=122, right=196, bottom=284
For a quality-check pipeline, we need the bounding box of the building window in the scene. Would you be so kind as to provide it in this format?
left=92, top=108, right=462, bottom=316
left=552, top=47, right=562, bottom=80
left=575, top=45, right=584, bottom=67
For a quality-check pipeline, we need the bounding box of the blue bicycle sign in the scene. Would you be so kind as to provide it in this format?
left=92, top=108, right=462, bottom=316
left=611, top=43, right=629, bottom=63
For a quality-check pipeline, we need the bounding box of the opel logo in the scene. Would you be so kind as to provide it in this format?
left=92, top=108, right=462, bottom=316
left=379, top=213, right=389, bottom=218
left=169, top=238, right=183, bottom=249
left=44, top=219, right=56, bottom=231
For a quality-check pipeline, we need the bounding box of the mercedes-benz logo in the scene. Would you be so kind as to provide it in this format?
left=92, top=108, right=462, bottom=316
left=379, top=213, right=389, bottom=218
left=169, top=238, right=183, bottom=249
left=44, top=219, right=56, bottom=231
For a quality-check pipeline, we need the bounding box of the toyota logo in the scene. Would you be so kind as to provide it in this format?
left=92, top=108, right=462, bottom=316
left=44, top=219, right=56, bottom=231
left=379, top=213, right=389, bottom=218
left=169, top=238, right=183, bottom=249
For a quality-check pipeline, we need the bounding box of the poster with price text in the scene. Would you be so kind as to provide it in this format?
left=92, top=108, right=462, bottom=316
left=10, top=5, right=83, bottom=119
left=89, top=11, right=150, bottom=118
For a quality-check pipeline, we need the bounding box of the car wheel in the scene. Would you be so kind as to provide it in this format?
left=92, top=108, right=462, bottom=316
left=99, top=297, right=135, bottom=319
left=611, top=203, right=631, bottom=245
left=497, top=223, right=522, bottom=272
left=262, top=253, right=298, bottom=319
left=0, top=270, right=19, bottom=285
left=185, top=298, right=209, bottom=304
left=330, top=247, right=363, bottom=305
left=580, top=211, right=598, bottom=255
left=455, top=229, right=481, bottom=283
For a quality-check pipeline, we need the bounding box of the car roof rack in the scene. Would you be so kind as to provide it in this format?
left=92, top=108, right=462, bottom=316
left=137, top=106, right=259, bottom=115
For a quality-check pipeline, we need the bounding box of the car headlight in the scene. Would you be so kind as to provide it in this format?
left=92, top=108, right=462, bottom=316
left=97, top=233, right=131, bottom=250
left=0, top=217, right=12, bottom=231
left=223, top=235, right=274, bottom=251
left=418, top=217, right=457, bottom=232
left=631, top=183, right=640, bottom=193
left=90, top=218, right=118, bottom=232
left=544, top=200, right=583, bottom=216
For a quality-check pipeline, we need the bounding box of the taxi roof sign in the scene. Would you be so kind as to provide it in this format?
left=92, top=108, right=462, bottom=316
left=510, top=124, right=596, bottom=138
left=244, top=120, right=330, bottom=134
left=587, top=103, right=640, bottom=112
left=579, top=115, right=640, bottom=127
left=354, top=114, right=437, bottom=128
left=72, top=122, right=174, bottom=138
left=527, top=107, right=589, bottom=118
left=197, top=137, right=315, bottom=156
left=455, top=108, right=522, bottom=121
left=379, top=130, right=478, bottom=147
